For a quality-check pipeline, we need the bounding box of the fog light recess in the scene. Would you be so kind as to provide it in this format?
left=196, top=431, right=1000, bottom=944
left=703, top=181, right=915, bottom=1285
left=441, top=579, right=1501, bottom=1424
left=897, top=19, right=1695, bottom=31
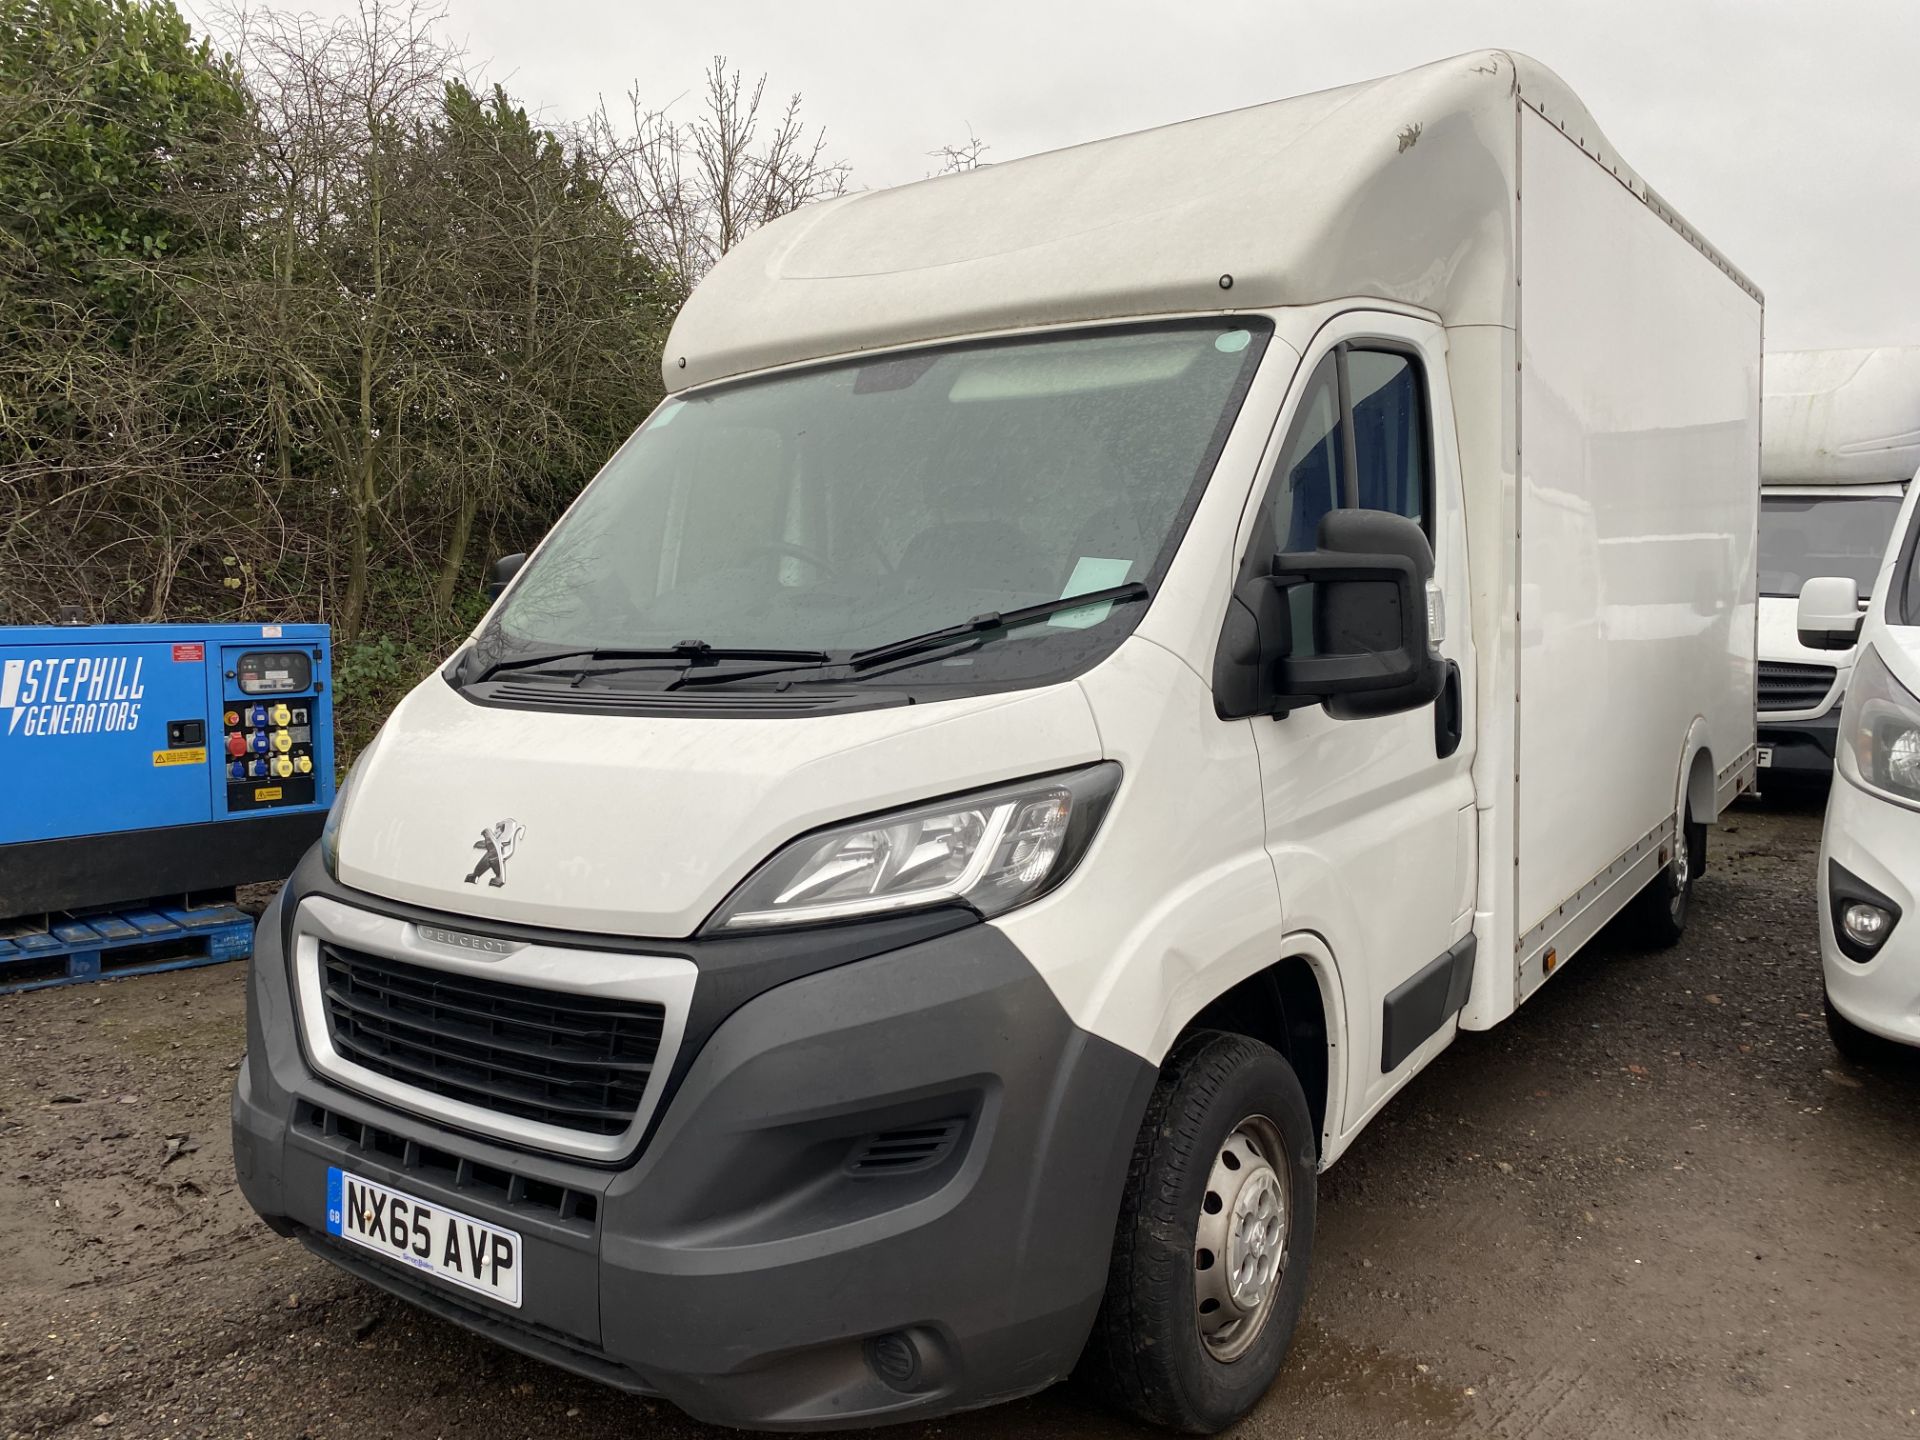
left=1829, top=860, right=1902, bottom=963
left=865, top=1331, right=922, bottom=1390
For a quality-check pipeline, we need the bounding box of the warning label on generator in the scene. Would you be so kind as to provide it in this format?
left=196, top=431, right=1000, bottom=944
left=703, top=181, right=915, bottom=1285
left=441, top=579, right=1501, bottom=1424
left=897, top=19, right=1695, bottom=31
left=0, top=656, right=145, bottom=737
left=152, top=747, right=208, bottom=767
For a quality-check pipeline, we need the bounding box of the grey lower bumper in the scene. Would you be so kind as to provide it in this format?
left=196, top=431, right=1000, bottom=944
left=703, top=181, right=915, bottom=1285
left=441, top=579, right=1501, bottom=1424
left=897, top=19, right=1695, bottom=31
left=233, top=888, right=1155, bottom=1429
left=1758, top=708, right=1841, bottom=777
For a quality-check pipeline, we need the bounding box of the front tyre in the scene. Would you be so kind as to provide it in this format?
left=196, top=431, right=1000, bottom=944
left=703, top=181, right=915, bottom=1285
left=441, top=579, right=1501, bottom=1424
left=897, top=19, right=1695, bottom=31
left=1083, top=1031, right=1317, bottom=1432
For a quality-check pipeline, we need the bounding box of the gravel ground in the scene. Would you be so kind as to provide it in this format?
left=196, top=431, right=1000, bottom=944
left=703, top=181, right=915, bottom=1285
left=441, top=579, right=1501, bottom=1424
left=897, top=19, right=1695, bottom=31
left=3, top=790, right=1917, bottom=1440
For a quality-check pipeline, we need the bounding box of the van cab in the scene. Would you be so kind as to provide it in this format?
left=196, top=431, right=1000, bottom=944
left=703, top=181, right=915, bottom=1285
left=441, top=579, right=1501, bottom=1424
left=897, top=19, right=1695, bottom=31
left=234, top=51, right=1761, bottom=1432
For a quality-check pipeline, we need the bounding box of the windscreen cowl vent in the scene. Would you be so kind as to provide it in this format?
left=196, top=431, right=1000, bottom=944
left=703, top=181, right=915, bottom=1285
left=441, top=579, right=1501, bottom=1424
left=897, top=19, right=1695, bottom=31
left=846, top=1119, right=967, bottom=1176
left=487, top=682, right=842, bottom=712
left=466, top=679, right=909, bottom=718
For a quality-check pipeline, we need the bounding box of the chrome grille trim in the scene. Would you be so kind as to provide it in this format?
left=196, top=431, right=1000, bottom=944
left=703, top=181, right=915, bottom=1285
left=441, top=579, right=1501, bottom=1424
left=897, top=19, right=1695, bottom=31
left=290, top=895, right=696, bottom=1162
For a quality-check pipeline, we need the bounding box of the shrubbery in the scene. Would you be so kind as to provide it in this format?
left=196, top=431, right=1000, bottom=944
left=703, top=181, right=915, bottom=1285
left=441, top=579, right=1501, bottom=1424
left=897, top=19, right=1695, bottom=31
left=0, top=0, right=846, bottom=757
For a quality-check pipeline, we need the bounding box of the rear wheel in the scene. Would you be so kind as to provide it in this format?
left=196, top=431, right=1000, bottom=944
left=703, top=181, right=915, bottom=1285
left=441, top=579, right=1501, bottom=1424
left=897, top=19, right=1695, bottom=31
left=1082, top=1031, right=1317, bottom=1433
left=1632, top=808, right=1706, bottom=948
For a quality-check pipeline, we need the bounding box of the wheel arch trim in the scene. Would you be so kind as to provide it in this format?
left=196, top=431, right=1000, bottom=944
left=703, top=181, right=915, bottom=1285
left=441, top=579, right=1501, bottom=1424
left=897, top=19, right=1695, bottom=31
left=1151, top=931, right=1352, bottom=1165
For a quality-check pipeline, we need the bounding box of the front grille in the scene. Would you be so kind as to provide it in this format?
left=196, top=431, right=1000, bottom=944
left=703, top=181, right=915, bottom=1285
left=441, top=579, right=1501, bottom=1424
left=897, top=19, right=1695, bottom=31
left=1758, top=661, right=1837, bottom=713
left=293, top=1100, right=599, bottom=1226
left=319, top=943, right=665, bottom=1137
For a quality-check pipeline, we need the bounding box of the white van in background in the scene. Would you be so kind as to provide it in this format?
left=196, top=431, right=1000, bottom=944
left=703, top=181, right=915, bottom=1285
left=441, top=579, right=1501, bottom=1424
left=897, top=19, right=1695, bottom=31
left=1758, top=348, right=1919, bottom=777
left=234, top=52, right=1760, bottom=1432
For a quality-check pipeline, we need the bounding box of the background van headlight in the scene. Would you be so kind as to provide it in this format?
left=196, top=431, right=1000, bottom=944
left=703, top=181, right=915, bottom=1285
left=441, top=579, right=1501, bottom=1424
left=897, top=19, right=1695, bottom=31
left=1838, top=646, right=1920, bottom=807
left=707, top=763, right=1121, bottom=932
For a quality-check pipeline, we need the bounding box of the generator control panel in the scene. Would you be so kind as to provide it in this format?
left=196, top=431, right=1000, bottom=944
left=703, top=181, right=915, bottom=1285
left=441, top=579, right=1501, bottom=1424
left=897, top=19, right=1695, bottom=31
left=221, top=652, right=323, bottom=812
left=0, top=622, right=335, bottom=916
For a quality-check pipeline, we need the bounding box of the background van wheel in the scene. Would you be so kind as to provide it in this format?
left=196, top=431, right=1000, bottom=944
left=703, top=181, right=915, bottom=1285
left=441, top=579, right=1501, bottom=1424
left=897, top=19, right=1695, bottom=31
left=1082, top=1031, right=1317, bottom=1433
left=1632, top=810, right=1705, bottom=948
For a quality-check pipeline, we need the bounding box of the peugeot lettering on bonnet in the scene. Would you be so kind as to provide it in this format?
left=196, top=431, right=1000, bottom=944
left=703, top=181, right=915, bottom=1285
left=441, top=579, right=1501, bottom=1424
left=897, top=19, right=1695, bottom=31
left=234, top=50, right=1762, bottom=1432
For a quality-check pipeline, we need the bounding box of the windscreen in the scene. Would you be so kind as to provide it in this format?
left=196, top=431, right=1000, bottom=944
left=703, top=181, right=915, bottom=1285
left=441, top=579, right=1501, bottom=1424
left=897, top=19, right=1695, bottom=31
left=478, top=321, right=1268, bottom=690
left=1758, top=494, right=1903, bottom=598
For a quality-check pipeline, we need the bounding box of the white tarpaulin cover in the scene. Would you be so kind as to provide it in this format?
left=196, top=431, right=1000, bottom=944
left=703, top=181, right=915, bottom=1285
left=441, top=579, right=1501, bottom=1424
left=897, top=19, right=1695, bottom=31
left=1763, top=347, right=1920, bottom=484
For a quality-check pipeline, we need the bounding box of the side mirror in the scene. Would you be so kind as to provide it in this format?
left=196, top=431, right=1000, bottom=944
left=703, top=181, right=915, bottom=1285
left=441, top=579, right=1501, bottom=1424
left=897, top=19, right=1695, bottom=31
left=484, top=553, right=527, bottom=602
left=1214, top=510, right=1445, bottom=720
left=1797, top=575, right=1863, bottom=650
left=1277, top=510, right=1447, bottom=718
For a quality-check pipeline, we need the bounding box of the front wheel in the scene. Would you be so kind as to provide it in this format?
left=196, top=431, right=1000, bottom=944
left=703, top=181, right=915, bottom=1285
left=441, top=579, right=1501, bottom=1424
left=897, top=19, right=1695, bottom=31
left=1082, top=1031, right=1317, bottom=1432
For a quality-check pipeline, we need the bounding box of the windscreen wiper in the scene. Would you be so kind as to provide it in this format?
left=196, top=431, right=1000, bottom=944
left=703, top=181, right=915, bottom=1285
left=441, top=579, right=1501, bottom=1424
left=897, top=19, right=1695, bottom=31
left=665, top=651, right=841, bottom=689
left=845, top=582, right=1150, bottom=672
left=473, top=642, right=830, bottom=684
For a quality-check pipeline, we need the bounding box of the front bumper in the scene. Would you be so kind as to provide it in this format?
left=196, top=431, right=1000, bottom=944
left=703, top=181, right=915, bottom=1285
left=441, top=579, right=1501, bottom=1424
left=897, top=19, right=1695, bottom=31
left=1818, top=774, right=1920, bottom=1047
left=233, top=883, right=1154, bottom=1429
left=1757, top=706, right=1842, bottom=778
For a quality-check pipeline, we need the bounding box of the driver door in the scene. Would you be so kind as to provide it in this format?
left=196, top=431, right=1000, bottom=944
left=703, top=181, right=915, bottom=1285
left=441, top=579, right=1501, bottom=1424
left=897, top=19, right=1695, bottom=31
left=1244, top=312, right=1478, bottom=1127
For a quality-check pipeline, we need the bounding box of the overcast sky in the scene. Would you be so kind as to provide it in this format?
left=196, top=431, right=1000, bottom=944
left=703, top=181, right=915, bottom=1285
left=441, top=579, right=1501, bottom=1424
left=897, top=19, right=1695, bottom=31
left=241, top=0, right=1917, bottom=352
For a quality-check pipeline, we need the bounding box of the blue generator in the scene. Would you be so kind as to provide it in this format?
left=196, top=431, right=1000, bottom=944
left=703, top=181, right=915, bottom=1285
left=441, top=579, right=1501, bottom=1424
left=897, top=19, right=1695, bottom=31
left=0, top=623, right=335, bottom=917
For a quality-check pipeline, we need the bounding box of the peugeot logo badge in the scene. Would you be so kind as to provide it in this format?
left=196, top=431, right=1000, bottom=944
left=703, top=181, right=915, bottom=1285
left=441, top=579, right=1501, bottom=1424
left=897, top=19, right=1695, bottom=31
left=464, top=818, right=524, bottom=888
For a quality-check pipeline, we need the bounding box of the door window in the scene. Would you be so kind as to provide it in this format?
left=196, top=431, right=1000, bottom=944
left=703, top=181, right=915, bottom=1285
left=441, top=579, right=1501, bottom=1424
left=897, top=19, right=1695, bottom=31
left=1250, top=342, right=1434, bottom=655
left=1255, top=345, right=1431, bottom=561
left=1347, top=350, right=1427, bottom=530
left=1268, top=354, right=1344, bottom=554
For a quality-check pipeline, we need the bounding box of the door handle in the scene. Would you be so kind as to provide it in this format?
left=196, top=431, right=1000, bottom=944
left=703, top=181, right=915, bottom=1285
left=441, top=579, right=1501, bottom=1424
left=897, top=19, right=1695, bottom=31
left=1434, top=660, right=1463, bottom=759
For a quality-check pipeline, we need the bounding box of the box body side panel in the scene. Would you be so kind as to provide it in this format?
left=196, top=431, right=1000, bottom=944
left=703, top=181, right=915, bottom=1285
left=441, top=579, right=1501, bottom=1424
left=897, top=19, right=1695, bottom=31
left=1513, top=106, right=1761, bottom=937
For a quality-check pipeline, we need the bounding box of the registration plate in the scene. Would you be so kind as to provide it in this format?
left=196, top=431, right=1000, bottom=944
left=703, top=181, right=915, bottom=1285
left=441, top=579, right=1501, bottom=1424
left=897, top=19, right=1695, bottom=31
left=326, top=1167, right=522, bottom=1307
left=1756, top=746, right=1773, bottom=769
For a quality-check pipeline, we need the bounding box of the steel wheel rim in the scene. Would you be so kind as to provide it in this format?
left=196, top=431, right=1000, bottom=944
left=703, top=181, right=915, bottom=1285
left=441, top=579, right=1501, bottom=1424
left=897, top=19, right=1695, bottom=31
left=1670, top=826, right=1691, bottom=918
left=1194, top=1114, right=1290, bottom=1362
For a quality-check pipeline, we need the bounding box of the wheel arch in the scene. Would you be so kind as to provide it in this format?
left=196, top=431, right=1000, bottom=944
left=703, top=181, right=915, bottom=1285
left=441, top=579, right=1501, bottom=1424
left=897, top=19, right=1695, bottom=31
left=1680, top=723, right=1717, bottom=824
left=1170, top=933, right=1349, bottom=1164
left=1677, top=720, right=1717, bottom=876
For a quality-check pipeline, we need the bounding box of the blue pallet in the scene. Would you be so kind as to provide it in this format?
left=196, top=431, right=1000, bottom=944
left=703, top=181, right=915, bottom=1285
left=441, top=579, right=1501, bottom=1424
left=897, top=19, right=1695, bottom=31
left=0, top=904, right=254, bottom=995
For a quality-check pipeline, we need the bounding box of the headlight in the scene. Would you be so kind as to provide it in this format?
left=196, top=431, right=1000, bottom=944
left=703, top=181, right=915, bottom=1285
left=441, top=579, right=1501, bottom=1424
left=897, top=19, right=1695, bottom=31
left=706, top=763, right=1122, bottom=932
left=1838, top=645, right=1920, bottom=807
left=319, top=734, right=378, bottom=879
left=319, top=773, right=350, bottom=879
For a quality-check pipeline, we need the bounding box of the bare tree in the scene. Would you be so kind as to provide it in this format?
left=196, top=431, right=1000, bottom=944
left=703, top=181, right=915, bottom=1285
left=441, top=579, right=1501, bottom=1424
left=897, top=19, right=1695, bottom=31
left=588, top=57, right=849, bottom=304
left=218, top=0, right=461, bottom=641
left=929, top=127, right=990, bottom=176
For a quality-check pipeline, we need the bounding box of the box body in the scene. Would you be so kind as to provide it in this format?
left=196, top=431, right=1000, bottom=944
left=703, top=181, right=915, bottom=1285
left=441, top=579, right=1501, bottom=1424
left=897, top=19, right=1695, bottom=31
left=1454, top=106, right=1762, bottom=1023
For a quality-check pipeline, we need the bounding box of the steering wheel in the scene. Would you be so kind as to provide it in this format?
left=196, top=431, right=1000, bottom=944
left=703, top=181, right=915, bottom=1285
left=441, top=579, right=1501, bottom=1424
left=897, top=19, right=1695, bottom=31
left=742, top=540, right=838, bottom=578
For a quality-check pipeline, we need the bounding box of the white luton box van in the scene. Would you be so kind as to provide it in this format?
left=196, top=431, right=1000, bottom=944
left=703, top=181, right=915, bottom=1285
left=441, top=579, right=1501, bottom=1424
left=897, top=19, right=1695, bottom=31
left=1757, top=348, right=1919, bottom=777
left=235, top=50, right=1761, bottom=1432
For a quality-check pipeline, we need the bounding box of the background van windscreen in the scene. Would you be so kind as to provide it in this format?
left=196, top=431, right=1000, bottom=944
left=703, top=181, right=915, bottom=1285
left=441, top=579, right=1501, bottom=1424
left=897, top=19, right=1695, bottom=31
left=1757, top=495, right=1903, bottom=598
